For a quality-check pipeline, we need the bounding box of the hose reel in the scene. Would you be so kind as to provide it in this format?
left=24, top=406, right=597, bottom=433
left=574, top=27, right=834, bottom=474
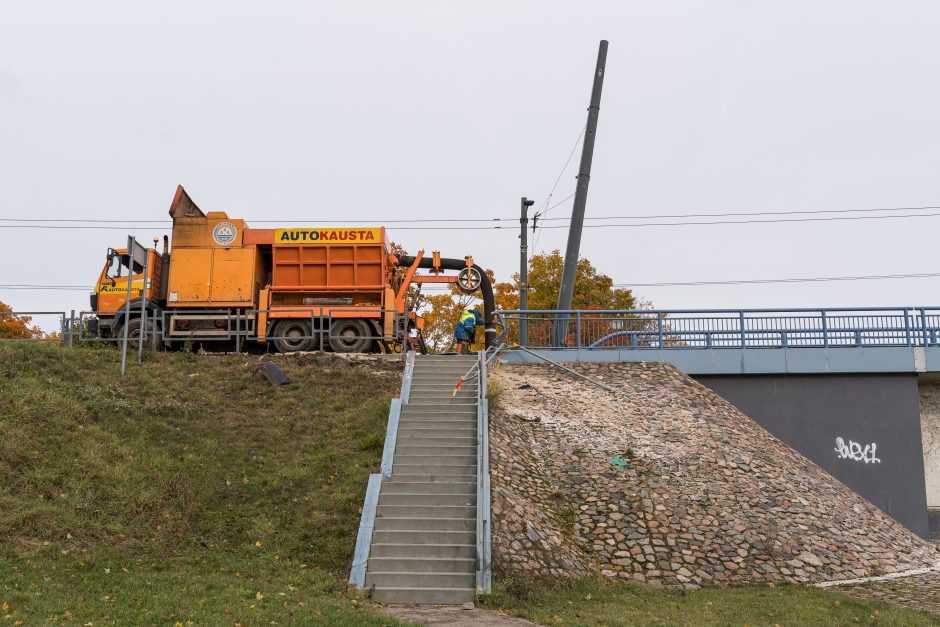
left=456, top=267, right=482, bottom=294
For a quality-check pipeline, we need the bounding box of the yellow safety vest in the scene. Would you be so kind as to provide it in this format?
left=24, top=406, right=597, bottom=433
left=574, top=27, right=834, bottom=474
left=460, top=310, right=476, bottom=324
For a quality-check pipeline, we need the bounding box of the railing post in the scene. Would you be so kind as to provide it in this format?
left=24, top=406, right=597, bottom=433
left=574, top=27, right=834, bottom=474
left=235, top=309, right=241, bottom=354
left=821, top=310, right=828, bottom=348
left=658, top=312, right=664, bottom=348
left=921, top=308, right=929, bottom=346
left=739, top=311, right=746, bottom=349
left=576, top=311, right=582, bottom=353
left=904, top=309, right=912, bottom=346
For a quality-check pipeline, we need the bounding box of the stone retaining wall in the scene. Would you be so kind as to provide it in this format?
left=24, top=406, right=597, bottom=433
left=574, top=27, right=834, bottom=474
left=490, top=361, right=937, bottom=588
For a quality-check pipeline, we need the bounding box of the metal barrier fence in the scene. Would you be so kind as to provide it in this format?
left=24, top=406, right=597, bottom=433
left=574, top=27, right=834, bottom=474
left=0, top=311, right=73, bottom=344
left=498, top=307, right=940, bottom=350
left=69, top=307, right=414, bottom=354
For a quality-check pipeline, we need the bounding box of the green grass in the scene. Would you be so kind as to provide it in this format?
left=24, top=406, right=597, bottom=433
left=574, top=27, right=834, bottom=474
left=0, top=342, right=410, bottom=625
left=483, top=576, right=940, bottom=626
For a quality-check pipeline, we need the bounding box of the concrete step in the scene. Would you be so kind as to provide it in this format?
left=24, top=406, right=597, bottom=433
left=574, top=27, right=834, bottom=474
left=411, top=371, right=476, bottom=379
left=370, top=543, right=476, bottom=559
left=393, top=454, right=477, bottom=466
left=390, top=473, right=476, bottom=483
left=367, top=557, right=476, bottom=574
left=410, top=382, right=478, bottom=388
left=397, top=418, right=476, bottom=429
left=377, top=504, right=475, bottom=518
left=379, top=493, right=475, bottom=506
left=370, top=587, right=475, bottom=605
left=398, top=412, right=477, bottom=430
left=397, top=427, right=477, bottom=438
left=395, top=436, right=477, bottom=448
left=373, top=517, right=475, bottom=532
left=399, top=412, right=477, bottom=420
left=408, top=392, right=477, bottom=400
left=408, top=404, right=477, bottom=413
left=392, top=463, right=477, bottom=476
left=372, top=529, right=475, bottom=545
left=395, top=445, right=477, bottom=457
left=408, top=394, right=477, bottom=401
left=410, top=379, right=476, bottom=385
left=365, top=571, right=475, bottom=588
left=382, top=481, right=475, bottom=495
left=400, top=405, right=476, bottom=415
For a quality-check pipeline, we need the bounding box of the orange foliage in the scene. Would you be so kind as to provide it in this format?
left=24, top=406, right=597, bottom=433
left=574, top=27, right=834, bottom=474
left=0, top=300, right=43, bottom=339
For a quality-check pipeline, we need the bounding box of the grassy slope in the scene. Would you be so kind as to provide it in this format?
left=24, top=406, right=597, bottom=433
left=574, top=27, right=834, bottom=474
left=484, top=573, right=940, bottom=626
left=0, top=343, right=409, bottom=625
left=2, top=344, right=936, bottom=626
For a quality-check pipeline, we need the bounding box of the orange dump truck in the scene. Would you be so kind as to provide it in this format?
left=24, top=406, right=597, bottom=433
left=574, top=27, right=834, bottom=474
left=88, top=185, right=494, bottom=352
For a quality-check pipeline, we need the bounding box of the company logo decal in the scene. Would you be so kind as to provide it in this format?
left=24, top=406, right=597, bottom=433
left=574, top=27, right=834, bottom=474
left=99, top=280, right=144, bottom=294
left=213, top=221, right=238, bottom=246
left=274, top=228, right=381, bottom=244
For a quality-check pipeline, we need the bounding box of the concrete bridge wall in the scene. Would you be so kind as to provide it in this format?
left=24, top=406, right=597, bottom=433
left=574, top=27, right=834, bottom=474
left=694, top=374, right=929, bottom=538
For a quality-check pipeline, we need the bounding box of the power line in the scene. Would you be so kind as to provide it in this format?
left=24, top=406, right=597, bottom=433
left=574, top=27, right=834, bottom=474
left=527, top=125, right=586, bottom=258
left=10, top=269, right=940, bottom=293
left=538, top=126, right=586, bottom=216
left=4, top=203, right=940, bottom=228
left=0, top=284, right=90, bottom=290
left=538, top=204, right=940, bottom=222
left=7, top=209, right=940, bottom=231
left=616, top=271, right=940, bottom=288
left=544, top=211, right=940, bottom=229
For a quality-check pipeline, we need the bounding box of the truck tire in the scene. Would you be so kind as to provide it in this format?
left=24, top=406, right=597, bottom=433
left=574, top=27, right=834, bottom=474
left=118, top=317, right=160, bottom=352
left=329, top=319, right=372, bottom=353
left=272, top=319, right=318, bottom=353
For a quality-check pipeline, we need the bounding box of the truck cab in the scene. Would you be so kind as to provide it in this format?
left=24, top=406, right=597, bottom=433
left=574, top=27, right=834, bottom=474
left=89, top=245, right=164, bottom=340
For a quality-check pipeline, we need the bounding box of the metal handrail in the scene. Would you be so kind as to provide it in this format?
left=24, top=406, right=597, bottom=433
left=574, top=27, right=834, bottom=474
left=475, top=346, right=493, bottom=594
left=500, top=307, right=940, bottom=350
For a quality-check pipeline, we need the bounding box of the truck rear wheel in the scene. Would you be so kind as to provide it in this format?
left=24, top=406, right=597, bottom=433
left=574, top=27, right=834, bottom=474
left=272, top=319, right=318, bottom=353
left=329, top=319, right=372, bottom=353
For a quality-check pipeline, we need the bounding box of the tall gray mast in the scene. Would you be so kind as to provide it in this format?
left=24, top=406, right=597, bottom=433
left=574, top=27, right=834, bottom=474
left=554, top=40, right=608, bottom=345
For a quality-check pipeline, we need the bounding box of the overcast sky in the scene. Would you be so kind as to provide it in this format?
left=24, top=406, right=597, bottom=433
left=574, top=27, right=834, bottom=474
left=3, top=1, right=940, bottom=329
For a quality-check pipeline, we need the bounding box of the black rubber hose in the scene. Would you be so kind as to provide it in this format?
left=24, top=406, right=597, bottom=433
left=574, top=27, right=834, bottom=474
left=399, top=255, right=496, bottom=348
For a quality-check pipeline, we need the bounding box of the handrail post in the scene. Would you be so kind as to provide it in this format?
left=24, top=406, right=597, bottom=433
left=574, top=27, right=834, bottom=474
left=658, top=312, right=664, bottom=348
left=576, top=311, right=582, bottom=354
left=821, top=310, right=829, bottom=348
left=904, top=308, right=912, bottom=346
left=921, top=307, right=930, bottom=346
left=739, top=311, right=745, bottom=349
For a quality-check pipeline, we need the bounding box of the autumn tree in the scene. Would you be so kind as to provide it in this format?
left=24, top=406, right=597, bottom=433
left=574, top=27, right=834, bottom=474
left=0, top=300, right=42, bottom=339
left=523, top=250, right=637, bottom=311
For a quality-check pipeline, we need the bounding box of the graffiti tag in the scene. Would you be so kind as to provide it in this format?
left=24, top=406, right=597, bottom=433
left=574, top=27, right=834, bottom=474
left=834, top=437, right=881, bottom=464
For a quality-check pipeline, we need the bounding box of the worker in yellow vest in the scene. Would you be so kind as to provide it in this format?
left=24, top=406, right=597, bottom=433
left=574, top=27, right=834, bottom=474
left=454, top=308, right=484, bottom=354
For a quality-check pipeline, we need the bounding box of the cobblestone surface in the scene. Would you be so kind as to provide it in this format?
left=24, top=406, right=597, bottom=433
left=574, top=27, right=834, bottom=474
left=489, top=361, right=939, bottom=588
left=837, top=571, right=940, bottom=615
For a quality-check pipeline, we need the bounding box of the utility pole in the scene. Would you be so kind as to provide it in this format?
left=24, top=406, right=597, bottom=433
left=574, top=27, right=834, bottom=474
left=555, top=40, right=608, bottom=346
left=519, top=197, right=535, bottom=346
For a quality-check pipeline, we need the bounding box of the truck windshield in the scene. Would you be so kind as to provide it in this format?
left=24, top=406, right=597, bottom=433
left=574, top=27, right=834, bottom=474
left=105, top=253, right=143, bottom=280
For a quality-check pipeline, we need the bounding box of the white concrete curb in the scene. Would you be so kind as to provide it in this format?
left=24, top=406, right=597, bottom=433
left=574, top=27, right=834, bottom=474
left=815, top=560, right=940, bottom=588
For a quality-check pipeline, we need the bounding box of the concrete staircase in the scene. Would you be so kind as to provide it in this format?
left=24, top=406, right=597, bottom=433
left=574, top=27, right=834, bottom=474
left=366, top=354, right=479, bottom=604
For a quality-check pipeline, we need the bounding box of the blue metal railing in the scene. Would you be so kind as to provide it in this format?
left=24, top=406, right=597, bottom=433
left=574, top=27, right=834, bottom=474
left=497, top=307, right=940, bottom=350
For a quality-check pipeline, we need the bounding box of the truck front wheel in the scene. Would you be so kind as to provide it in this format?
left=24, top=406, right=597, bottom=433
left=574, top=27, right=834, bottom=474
left=272, top=319, right=318, bottom=353
left=118, top=317, right=160, bottom=352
